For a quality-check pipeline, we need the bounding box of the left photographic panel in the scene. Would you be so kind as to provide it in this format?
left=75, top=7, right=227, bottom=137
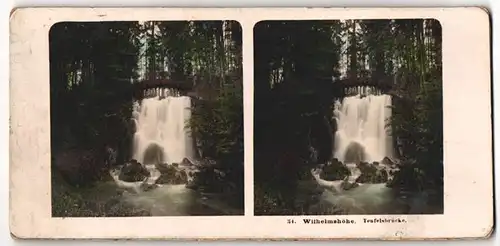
left=49, top=20, right=244, bottom=217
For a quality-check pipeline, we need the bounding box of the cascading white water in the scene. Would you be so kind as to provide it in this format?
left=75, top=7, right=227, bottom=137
left=107, top=89, right=234, bottom=216
left=132, top=88, right=195, bottom=165
left=333, top=86, right=393, bottom=163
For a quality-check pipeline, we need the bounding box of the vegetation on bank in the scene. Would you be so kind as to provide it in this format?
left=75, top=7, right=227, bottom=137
left=50, top=21, right=244, bottom=215
left=51, top=170, right=151, bottom=217
left=254, top=19, right=443, bottom=215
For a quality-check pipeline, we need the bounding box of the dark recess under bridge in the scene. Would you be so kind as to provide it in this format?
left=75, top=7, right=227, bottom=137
left=132, top=78, right=196, bottom=99
left=333, top=76, right=394, bottom=94
left=132, top=75, right=395, bottom=99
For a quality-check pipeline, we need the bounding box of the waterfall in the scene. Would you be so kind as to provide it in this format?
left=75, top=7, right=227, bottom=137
left=132, top=88, right=195, bottom=165
left=333, top=86, right=393, bottom=163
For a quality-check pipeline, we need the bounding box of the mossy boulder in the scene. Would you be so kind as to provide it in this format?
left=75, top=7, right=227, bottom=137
left=154, top=163, right=171, bottom=174
left=140, top=183, right=159, bottom=192
left=381, top=156, right=395, bottom=165
left=340, top=177, right=360, bottom=190
left=386, top=165, right=425, bottom=191
left=155, top=164, right=188, bottom=185
left=319, top=159, right=351, bottom=181
left=187, top=166, right=227, bottom=193
left=355, top=162, right=388, bottom=184
left=118, top=159, right=150, bottom=182
left=181, top=158, right=194, bottom=166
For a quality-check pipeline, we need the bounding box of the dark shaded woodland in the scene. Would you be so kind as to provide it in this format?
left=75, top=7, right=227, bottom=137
left=253, top=19, right=443, bottom=215
left=50, top=21, right=243, bottom=216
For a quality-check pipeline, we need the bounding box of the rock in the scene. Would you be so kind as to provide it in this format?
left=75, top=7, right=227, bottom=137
left=181, top=158, right=193, bottom=166
left=178, top=170, right=188, bottom=180
left=355, top=163, right=387, bottom=184
left=340, top=177, right=360, bottom=190
left=373, top=169, right=389, bottom=183
left=308, top=146, right=319, bottom=164
left=140, top=183, right=159, bottom=192
left=381, top=156, right=394, bottom=165
left=118, top=160, right=150, bottom=182
left=385, top=165, right=423, bottom=191
left=154, top=163, right=171, bottom=174
left=214, top=169, right=226, bottom=177
left=104, top=146, right=118, bottom=167
left=155, top=166, right=188, bottom=185
left=199, top=158, right=217, bottom=167
left=320, top=160, right=350, bottom=181
left=356, top=161, right=370, bottom=170
left=186, top=167, right=228, bottom=193
left=186, top=181, right=198, bottom=190
left=355, top=173, right=370, bottom=183
left=357, top=161, right=375, bottom=173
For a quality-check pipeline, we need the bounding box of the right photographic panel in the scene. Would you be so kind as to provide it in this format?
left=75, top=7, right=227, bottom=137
left=254, top=19, right=443, bottom=216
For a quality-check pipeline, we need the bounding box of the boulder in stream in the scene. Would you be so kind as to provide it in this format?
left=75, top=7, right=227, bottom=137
left=154, top=163, right=171, bottom=174
left=181, top=158, right=193, bottom=166
left=355, top=162, right=388, bottom=184
left=118, top=159, right=150, bottom=182
left=385, top=165, right=424, bottom=191
left=340, top=177, right=360, bottom=190
left=381, top=156, right=395, bottom=165
left=140, top=183, right=159, bottom=192
left=186, top=166, right=227, bottom=193
left=319, top=159, right=350, bottom=181
left=155, top=166, right=188, bottom=185
left=373, top=169, right=389, bottom=183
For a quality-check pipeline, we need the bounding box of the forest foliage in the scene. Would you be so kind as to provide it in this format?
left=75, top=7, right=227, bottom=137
left=50, top=22, right=140, bottom=163
left=254, top=19, right=443, bottom=213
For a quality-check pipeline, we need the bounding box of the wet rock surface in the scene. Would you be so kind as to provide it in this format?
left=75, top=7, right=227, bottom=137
left=154, top=163, right=189, bottom=185
left=313, top=158, right=397, bottom=186
left=355, top=162, right=389, bottom=184
left=118, top=159, right=151, bottom=182
left=319, top=158, right=351, bottom=181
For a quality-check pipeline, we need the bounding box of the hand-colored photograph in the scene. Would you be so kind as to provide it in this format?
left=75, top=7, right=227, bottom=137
left=253, top=19, right=443, bottom=215
left=49, top=20, right=244, bottom=217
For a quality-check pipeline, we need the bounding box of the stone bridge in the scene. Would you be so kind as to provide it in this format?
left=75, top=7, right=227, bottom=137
left=132, top=78, right=197, bottom=99
left=332, top=75, right=395, bottom=97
